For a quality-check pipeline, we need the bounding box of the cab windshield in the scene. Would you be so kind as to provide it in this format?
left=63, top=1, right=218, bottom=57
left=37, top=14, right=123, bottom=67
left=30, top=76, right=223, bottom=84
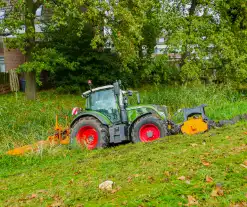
left=86, top=89, right=120, bottom=123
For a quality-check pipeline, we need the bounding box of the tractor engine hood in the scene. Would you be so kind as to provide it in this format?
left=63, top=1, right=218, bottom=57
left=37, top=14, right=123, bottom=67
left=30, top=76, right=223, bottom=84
left=152, top=104, right=168, bottom=117
left=126, top=104, right=168, bottom=122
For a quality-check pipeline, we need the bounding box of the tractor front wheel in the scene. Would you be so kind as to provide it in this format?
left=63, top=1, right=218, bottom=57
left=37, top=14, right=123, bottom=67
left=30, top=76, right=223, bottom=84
left=70, top=117, right=109, bottom=150
left=131, top=115, right=167, bottom=143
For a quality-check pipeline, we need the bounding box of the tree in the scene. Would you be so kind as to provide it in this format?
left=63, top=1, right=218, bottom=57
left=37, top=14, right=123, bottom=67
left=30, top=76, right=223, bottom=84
left=0, top=0, right=44, bottom=100
left=40, top=19, right=123, bottom=91
left=1, top=0, right=163, bottom=93
left=160, top=0, right=215, bottom=82
left=27, top=0, right=163, bottom=88
left=212, top=0, right=247, bottom=83
left=158, top=0, right=247, bottom=84
left=52, top=1, right=161, bottom=60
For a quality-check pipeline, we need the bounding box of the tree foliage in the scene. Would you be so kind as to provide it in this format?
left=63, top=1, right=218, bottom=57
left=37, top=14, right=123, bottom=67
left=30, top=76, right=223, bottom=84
left=0, top=0, right=163, bottom=91
left=160, top=0, right=247, bottom=84
left=1, top=0, right=247, bottom=93
left=0, top=0, right=45, bottom=99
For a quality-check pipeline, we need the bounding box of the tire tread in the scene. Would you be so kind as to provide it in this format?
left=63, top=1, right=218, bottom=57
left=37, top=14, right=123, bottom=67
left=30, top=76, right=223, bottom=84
left=70, top=116, right=109, bottom=149
left=131, top=114, right=168, bottom=143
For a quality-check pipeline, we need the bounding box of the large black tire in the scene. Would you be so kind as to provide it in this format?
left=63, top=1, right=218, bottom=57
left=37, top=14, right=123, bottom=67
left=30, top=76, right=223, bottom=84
left=131, top=114, right=168, bottom=143
left=70, top=116, right=109, bottom=150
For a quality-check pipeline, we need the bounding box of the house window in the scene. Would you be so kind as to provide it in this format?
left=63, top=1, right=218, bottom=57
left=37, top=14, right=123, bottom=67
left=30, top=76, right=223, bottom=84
left=0, top=57, right=5, bottom=72
left=158, top=38, right=165, bottom=43
left=0, top=10, right=5, bottom=20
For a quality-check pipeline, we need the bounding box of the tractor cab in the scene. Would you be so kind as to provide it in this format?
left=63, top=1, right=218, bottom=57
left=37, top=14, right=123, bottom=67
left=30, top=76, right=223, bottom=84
left=82, top=85, right=121, bottom=123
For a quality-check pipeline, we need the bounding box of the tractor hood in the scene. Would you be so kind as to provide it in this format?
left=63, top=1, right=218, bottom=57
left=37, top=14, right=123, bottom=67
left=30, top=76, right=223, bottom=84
left=126, top=104, right=168, bottom=123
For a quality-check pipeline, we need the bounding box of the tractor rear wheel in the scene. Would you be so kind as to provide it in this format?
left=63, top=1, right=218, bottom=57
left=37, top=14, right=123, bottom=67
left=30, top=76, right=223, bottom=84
left=131, top=115, right=167, bottom=143
left=70, top=116, right=109, bottom=150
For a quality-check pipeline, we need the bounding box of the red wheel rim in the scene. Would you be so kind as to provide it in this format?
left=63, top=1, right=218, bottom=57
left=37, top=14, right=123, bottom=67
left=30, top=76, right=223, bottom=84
left=139, top=124, right=161, bottom=142
left=76, top=126, right=98, bottom=150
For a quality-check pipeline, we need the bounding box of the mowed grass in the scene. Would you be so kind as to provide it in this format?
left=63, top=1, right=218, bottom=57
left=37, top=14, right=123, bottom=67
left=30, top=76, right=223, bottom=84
left=1, top=125, right=247, bottom=206
left=0, top=85, right=247, bottom=206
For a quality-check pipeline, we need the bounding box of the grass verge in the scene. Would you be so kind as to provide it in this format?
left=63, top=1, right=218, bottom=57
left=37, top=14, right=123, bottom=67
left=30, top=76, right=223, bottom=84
left=1, top=124, right=247, bottom=206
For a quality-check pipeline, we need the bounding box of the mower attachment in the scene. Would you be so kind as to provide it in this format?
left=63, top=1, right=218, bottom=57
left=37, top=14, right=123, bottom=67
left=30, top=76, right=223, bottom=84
left=181, top=104, right=209, bottom=135
left=183, top=104, right=209, bottom=121
left=6, top=116, right=70, bottom=156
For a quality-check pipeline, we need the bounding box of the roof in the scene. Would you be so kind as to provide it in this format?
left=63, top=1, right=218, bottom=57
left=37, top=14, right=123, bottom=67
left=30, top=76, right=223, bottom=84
left=82, top=85, right=114, bottom=97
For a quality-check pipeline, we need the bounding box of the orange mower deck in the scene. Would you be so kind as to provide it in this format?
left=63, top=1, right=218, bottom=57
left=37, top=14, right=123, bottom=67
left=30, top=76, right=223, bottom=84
left=181, top=118, right=208, bottom=135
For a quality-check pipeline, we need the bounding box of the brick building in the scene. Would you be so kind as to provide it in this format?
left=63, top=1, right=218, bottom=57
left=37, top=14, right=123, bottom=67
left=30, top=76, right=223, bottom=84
left=0, top=3, right=45, bottom=73
left=3, top=48, right=25, bottom=72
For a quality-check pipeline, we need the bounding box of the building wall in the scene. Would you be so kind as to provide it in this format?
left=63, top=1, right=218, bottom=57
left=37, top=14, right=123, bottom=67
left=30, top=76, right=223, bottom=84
left=3, top=48, right=25, bottom=72
left=0, top=46, right=5, bottom=72
left=0, top=48, right=3, bottom=56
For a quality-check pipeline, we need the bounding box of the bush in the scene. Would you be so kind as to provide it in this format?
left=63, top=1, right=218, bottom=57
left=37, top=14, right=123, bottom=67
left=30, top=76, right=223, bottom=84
left=55, top=85, right=81, bottom=94
left=139, top=55, right=181, bottom=85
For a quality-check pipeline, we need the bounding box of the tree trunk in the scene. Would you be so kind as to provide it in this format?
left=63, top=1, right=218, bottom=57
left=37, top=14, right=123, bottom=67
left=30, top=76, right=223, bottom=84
left=25, top=71, right=36, bottom=100
left=25, top=0, right=42, bottom=100
left=24, top=0, right=41, bottom=100
left=189, top=0, right=197, bottom=16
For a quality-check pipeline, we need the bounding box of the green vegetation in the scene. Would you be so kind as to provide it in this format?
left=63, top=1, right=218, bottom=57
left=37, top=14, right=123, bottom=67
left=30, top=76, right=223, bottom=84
left=0, top=92, right=82, bottom=153
left=1, top=120, right=247, bottom=206
left=1, top=85, right=246, bottom=153
left=1, top=0, right=247, bottom=205
left=132, top=84, right=247, bottom=122
left=0, top=86, right=247, bottom=206
left=2, top=1, right=247, bottom=96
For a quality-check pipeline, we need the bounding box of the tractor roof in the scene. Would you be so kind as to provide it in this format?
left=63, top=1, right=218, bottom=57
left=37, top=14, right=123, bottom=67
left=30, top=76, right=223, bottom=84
left=82, top=85, right=114, bottom=97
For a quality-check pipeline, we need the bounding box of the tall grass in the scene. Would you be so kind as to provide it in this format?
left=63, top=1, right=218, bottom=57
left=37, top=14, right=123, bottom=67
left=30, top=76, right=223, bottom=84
left=0, top=91, right=83, bottom=153
left=0, top=85, right=246, bottom=153
left=132, top=84, right=247, bottom=122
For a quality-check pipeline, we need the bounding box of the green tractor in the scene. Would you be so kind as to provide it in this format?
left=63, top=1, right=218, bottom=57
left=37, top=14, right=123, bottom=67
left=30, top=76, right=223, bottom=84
left=70, top=80, right=169, bottom=150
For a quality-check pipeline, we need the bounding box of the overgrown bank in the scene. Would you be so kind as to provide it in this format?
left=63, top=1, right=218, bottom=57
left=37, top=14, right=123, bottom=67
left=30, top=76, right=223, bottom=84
left=0, top=85, right=246, bottom=153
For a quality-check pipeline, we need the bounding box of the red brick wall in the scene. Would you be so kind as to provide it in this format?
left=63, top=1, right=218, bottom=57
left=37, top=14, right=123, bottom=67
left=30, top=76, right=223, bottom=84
left=0, top=48, right=4, bottom=56
left=4, top=48, right=25, bottom=72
